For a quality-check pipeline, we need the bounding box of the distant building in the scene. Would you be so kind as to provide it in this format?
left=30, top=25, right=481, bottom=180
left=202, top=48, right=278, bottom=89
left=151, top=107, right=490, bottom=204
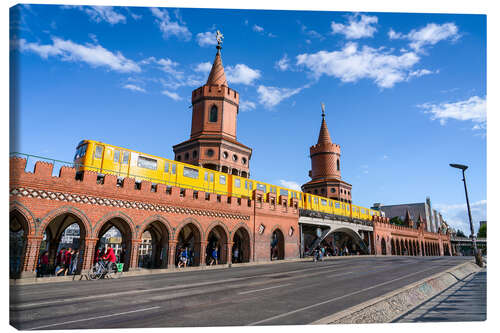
left=480, top=221, right=486, bottom=228
left=372, top=197, right=445, bottom=233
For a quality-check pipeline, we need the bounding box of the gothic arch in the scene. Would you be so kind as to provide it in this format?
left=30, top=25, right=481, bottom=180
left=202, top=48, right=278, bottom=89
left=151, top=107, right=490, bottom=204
left=137, top=215, right=173, bottom=239
left=174, top=217, right=205, bottom=240
left=38, top=205, right=92, bottom=238
left=205, top=220, right=230, bottom=242
left=93, top=211, right=135, bottom=239
left=10, top=202, right=35, bottom=236
left=231, top=222, right=253, bottom=243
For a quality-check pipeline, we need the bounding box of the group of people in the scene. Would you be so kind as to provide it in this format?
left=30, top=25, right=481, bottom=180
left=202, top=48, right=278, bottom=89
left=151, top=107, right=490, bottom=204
left=309, top=244, right=358, bottom=261
left=37, top=247, right=80, bottom=277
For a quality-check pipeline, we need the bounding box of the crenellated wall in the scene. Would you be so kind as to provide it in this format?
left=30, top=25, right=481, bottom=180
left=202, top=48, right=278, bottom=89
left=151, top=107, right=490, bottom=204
left=9, top=157, right=299, bottom=276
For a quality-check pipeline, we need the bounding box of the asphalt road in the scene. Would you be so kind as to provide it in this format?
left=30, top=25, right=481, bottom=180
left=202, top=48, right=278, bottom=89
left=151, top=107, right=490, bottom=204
left=10, top=256, right=472, bottom=330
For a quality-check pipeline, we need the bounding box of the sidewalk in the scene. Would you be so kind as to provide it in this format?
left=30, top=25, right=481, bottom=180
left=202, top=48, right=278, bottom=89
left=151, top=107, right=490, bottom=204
left=395, top=268, right=486, bottom=322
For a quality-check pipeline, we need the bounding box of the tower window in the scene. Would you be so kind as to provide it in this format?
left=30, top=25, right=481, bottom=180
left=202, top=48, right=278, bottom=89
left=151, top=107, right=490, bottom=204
left=232, top=154, right=238, bottom=162
left=185, top=152, right=189, bottom=160
left=331, top=188, right=336, bottom=193
left=223, top=151, right=228, bottom=159
left=206, top=149, right=214, bottom=157
left=209, top=105, right=218, bottom=122
left=242, top=157, right=247, bottom=165
left=337, top=159, right=340, bottom=171
left=177, top=155, right=181, bottom=161
left=193, top=150, right=198, bottom=158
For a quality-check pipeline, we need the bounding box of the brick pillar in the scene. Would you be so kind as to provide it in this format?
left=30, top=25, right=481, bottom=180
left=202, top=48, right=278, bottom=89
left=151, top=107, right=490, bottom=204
left=199, top=241, right=207, bottom=266
left=168, top=240, right=178, bottom=268
left=130, top=239, right=141, bottom=270
left=21, top=235, right=42, bottom=277
left=226, top=241, right=233, bottom=265
left=82, top=238, right=98, bottom=271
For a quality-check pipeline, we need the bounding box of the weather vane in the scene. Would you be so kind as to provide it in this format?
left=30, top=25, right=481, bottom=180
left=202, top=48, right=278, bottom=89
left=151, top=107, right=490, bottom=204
left=321, top=102, right=325, bottom=117
left=216, top=30, right=224, bottom=47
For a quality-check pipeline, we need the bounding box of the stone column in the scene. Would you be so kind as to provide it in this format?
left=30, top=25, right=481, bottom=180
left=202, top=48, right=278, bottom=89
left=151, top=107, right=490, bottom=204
left=21, top=235, right=43, bottom=277
left=129, top=239, right=141, bottom=270
left=82, top=238, right=98, bottom=271
left=199, top=241, right=207, bottom=267
left=226, top=241, right=233, bottom=265
left=168, top=240, right=178, bottom=269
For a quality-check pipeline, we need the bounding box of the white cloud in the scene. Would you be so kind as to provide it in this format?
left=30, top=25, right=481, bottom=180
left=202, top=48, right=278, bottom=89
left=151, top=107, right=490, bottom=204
left=240, top=100, right=256, bottom=112
left=196, top=31, right=217, bottom=47
left=141, top=56, right=183, bottom=78
left=16, top=37, right=140, bottom=73
left=275, top=54, right=290, bottom=71
left=257, top=85, right=303, bottom=108
left=194, top=61, right=212, bottom=74
left=389, top=23, right=459, bottom=53
left=253, top=24, right=264, bottom=32
left=434, top=200, right=486, bottom=234
left=82, top=6, right=126, bottom=25
left=418, top=96, right=486, bottom=128
left=408, top=68, right=437, bottom=78
left=279, top=180, right=302, bottom=191
left=296, top=42, right=420, bottom=88
left=150, top=8, right=191, bottom=41
left=226, top=64, right=261, bottom=85
left=331, top=13, right=378, bottom=39
left=162, top=90, right=182, bottom=101
left=123, top=84, right=145, bottom=92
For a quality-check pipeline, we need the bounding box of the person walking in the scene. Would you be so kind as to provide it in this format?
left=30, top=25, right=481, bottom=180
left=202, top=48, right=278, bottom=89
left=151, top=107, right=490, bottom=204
left=70, top=249, right=79, bottom=275
left=178, top=247, right=188, bottom=268
left=209, top=246, right=218, bottom=266
left=233, top=246, right=239, bottom=264
left=55, top=248, right=67, bottom=276
left=39, top=251, right=49, bottom=277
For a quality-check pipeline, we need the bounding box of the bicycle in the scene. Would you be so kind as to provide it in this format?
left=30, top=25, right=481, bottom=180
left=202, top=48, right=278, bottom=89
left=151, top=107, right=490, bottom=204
left=88, top=260, right=123, bottom=280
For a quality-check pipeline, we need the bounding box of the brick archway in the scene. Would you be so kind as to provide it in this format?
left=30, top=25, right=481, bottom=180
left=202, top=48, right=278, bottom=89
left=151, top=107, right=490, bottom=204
left=232, top=225, right=252, bottom=263
left=10, top=209, right=30, bottom=278
left=206, top=222, right=229, bottom=265
left=95, top=215, right=135, bottom=272
left=137, top=216, right=172, bottom=269
left=10, top=202, right=35, bottom=236
left=176, top=219, right=203, bottom=267
left=270, top=226, right=285, bottom=260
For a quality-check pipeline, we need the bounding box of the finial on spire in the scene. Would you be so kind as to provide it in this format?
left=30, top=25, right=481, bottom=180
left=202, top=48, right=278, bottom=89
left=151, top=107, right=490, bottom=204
left=216, top=30, right=224, bottom=53
left=321, top=102, right=325, bottom=118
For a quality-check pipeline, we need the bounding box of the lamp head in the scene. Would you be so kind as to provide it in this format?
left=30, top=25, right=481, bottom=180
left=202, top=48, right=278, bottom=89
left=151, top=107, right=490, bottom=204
left=450, top=163, right=468, bottom=171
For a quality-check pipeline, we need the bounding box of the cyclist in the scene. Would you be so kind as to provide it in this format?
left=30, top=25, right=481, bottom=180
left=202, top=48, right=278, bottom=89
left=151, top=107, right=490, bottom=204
left=101, top=244, right=117, bottom=273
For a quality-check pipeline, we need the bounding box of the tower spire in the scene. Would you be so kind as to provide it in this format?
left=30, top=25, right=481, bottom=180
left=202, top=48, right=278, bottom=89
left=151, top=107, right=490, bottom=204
left=206, top=30, right=227, bottom=86
left=317, top=103, right=332, bottom=145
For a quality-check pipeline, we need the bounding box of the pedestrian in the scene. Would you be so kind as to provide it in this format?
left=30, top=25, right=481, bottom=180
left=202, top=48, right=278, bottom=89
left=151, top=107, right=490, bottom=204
left=102, top=244, right=117, bottom=272
left=70, top=249, right=79, bottom=275
left=63, top=247, right=73, bottom=275
left=210, top=246, right=218, bottom=266
left=233, top=246, right=239, bottom=263
left=320, top=246, right=325, bottom=261
left=55, top=247, right=67, bottom=276
left=344, top=246, right=349, bottom=256
left=178, top=247, right=188, bottom=268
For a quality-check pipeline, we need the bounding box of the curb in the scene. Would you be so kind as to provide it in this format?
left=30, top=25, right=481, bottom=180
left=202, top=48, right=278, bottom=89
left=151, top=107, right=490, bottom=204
left=311, top=260, right=481, bottom=325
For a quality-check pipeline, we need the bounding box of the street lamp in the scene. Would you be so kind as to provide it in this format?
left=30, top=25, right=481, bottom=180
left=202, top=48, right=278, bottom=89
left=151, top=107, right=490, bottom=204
left=449, top=163, right=478, bottom=258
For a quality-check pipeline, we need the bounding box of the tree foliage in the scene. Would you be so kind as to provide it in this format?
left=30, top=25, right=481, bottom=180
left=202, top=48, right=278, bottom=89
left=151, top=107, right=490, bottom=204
left=390, top=216, right=405, bottom=226
left=478, top=224, right=486, bottom=238
left=456, top=229, right=466, bottom=237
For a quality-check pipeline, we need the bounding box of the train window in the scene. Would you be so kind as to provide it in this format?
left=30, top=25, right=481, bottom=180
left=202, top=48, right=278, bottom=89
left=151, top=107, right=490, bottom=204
left=280, top=189, right=288, bottom=197
left=235, top=178, right=241, bottom=188
left=329, top=201, right=333, bottom=207
left=321, top=199, right=327, bottom=206
left=172, top=163, right=176, bottom=174
left=256, top=183, right=266, bottom=192
left=210, top=173, right=214, bottom=182
left=183, top=166, right=199, bottom=179
left=314, top=198, right=318, bottom=204
left=300, top=193, right=302, bottom=200
left=122, top=151, right=129, bottom=164
left=270, top=186, right=276, bottom=193
left=335, top=202, right=340, bottom=209
left=164, top=162, right=169, bottom=172
left=94, top=145, right=103, bottom=159
left=113, top=150, right=120, bottom=163
left=137, top=156, right=157, bottom=170
left=204, top=172, right=208, bottom=181
left=219, top=175, right=226, bottom=185
left=249, top=181, right=253, bottom=190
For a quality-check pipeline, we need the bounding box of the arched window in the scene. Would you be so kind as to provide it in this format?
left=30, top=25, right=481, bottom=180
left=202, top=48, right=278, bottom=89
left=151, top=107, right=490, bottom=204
left=337, top=159, right=340, bottom=171
left=209, top=105, right=218, bottom=122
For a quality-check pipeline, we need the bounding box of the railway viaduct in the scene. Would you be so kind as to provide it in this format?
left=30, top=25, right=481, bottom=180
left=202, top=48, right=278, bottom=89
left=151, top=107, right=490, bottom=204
left=9, top=156, right=452, bottom=279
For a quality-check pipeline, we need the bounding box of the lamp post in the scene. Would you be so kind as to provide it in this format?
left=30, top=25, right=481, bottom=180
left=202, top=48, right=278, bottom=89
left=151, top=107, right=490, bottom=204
left=449, top=163, right=478, bottom=257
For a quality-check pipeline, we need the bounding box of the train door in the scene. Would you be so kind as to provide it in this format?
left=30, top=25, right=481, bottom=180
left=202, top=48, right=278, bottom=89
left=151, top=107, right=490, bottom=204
left=119, top=150, right=130, bottom=178
left=92, top=143, right=105, bottom=173
left=203, top=171, right=214, bottom=193
left=170, top=162, right=178, bottom=185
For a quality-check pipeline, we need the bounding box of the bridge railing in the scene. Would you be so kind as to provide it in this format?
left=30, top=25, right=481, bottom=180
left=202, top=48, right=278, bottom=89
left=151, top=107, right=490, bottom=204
left=450, top=236, right=487, bottom=242
left=299, top=209, right=373, bottom=227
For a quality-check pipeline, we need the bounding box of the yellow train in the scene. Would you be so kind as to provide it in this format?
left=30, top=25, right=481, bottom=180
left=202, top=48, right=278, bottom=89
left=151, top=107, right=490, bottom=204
left=74, top=139, right=381, bottom=221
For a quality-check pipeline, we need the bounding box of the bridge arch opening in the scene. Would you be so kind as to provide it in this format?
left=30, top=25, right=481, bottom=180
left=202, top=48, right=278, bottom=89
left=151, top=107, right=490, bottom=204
left=381, top=238, right=387, bottom=255
left=10, top=210, right=29, bottom=278
left=40, top=213, right=88, bottom=276
left=232, top=227, right=251, bottom=263
left=206, top=225, right=228, bottom=265
left=390, top=239, right=396, bottom=255
left=176, top=223, right=201, bottom=267
left=138, top=221, right=169, bottom=269
left=95, top=217, right=133, bottom=272
left=331, top=228, right=369, bottom=255
left=271, top=229, right=285, bottom=260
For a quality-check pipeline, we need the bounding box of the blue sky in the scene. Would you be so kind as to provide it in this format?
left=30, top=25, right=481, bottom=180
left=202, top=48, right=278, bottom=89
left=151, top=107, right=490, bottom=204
left=9, top=3, right=486, bottom=234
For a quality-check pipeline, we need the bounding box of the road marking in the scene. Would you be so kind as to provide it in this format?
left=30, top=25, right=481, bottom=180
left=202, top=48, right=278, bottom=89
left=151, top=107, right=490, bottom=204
left=247, top=266, right=438, bottom=326
left=238, top=283, right=292, bottom=295
left=326, top=271, right=353, bottom=278
left=28, top=306, right=160, bottom=330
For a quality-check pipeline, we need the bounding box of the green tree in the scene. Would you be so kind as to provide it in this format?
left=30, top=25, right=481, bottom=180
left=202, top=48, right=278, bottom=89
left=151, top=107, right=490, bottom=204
left=477, top=224, right=486, bottom=238
left=389, top=216, right=405, bottom=226
left=456, top=229, right=466, bottom=237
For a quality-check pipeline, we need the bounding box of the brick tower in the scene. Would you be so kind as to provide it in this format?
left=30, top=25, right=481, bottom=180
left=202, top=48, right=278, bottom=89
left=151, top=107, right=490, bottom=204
left=301, top=104, right=352, bottom=203
left=172, top=32, right=252, bottom=178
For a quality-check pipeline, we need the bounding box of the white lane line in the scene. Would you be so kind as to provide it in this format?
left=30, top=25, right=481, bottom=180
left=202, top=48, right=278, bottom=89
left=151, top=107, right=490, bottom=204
left=238, top=283, right=292, bottom=295
left=28, top=306, right=160, bottom=330
left=247, top=266, right=438, bottom=326
left=29, top=306, right=160, bottom=330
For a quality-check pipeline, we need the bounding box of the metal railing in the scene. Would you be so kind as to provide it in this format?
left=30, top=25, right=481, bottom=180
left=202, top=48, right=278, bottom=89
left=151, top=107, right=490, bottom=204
left=299, top=209, right=373, bottom=226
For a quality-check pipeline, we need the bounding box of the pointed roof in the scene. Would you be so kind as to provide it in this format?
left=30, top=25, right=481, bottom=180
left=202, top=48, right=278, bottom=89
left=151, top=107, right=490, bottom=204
left=317, top=112, right=332, bottom=145
left=206, top=47, right=228, bottom=86
left=404, top=209, right=413, bottom=226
